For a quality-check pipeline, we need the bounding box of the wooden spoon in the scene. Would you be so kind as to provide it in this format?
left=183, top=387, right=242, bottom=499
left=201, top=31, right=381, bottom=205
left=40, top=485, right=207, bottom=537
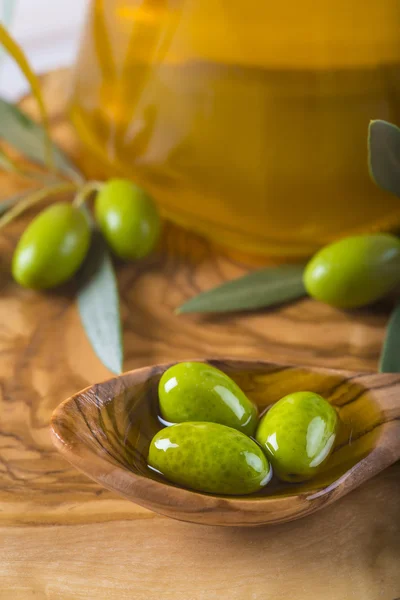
left=50, top=359, right=400, bottom=527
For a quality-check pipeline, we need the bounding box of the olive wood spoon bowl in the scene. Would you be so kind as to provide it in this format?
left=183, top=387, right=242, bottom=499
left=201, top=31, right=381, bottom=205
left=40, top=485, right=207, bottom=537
left=50, top=359, right=400, bottom=527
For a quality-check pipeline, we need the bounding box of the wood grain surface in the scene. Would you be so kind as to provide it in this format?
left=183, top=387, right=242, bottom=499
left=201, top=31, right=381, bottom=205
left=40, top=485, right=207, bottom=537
left=0, top=70, right=399, bottom=599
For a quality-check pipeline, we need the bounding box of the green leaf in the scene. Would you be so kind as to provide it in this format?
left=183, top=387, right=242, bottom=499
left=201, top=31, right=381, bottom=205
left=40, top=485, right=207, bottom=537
left=379, top=302, right=400, bottom=373
left=77, top=230, right=123, bottom=374
left=0, top=98, right=84, bottom=183
left=177, top=264, right=306, bottom=314
left=0, top=23, right=53, bottom=169
left=368, top=120, right=400, bottom=198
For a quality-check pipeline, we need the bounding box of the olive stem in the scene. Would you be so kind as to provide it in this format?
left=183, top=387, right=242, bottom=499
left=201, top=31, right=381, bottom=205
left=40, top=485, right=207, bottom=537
left=73, top=181, right=103, bottom=209
left=0, top=148, right=70, bottom=186
left=0, top=182, right=78, bottom=231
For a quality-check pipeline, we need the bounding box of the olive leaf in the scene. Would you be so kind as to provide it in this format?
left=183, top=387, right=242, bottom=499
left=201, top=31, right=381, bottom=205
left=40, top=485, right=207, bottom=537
left=0, top=98, right=83, bottom=183
left=368, top=120, right=400, bottom=198
left=379, top=302, right=400, bottom=373
left=0, top=25, right=82, bottom=181
left=77, top=229, right=123, bottom=374
left=0, top=23, right=53, bottom=169
left=177, top=264, right=306, bottom=314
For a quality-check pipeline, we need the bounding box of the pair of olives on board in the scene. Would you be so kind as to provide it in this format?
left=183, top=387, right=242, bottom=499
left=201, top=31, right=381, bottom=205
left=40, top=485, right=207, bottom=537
left=12, top=179, right=161, bottom=290
left=148, top=362, right=339, bottom=496
left=12, top=177, right=400, bottom=309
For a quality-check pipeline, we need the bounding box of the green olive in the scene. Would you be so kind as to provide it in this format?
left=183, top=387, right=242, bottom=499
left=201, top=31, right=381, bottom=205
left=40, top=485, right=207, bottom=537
left=94, top=179, right=161, bottom=260
left=148, top=422, right=271, bottom=495
left=12, top=202, right=91, bottom=290
left=158, top=362, right=258, bottom=436
left=256, top=391, right=338, bottom=482
left=303, top=233, right=400, bottom=309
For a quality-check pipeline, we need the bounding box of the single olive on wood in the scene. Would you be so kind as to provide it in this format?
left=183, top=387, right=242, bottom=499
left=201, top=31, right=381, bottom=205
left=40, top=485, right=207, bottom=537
left=158, top=362, right=258, bottom=436
left=256, top=391, right=339, bottom=482
left=303, top=233, right=400, bottom=308
left=148, top=421, right=271, bottom=495
left=12, top=202, right=91, bottom=290
left=94, top=178, right=161, bottom=260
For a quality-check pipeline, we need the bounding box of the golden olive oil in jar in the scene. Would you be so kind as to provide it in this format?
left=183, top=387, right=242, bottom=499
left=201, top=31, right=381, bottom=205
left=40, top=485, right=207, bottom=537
left=70, top=0, right=400, bottom=258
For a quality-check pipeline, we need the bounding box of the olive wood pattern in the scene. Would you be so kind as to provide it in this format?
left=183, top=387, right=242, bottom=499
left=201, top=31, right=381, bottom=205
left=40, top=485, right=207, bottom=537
left=51, top=359, right=400, bottom=527
left=0, top=70, right=399, bottom=598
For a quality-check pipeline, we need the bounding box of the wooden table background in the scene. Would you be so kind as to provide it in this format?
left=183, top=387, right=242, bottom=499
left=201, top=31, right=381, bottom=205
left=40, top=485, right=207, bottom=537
left=0, top=71, right=399, bottom=600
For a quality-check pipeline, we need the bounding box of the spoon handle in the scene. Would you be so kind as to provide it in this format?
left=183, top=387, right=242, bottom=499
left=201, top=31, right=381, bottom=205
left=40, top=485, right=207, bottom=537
left=368, top=372, right=400, bottom=422
left=352, top=372, right=400, bottom=485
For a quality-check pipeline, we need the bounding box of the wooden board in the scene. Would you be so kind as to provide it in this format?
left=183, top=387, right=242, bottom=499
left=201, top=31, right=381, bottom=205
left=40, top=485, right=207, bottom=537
left=0, top=70, right=399, bottom=599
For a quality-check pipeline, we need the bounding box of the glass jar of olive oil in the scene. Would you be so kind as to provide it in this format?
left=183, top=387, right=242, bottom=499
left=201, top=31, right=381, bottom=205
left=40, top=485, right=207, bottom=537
left=70, top=0, right=400, bottom=258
